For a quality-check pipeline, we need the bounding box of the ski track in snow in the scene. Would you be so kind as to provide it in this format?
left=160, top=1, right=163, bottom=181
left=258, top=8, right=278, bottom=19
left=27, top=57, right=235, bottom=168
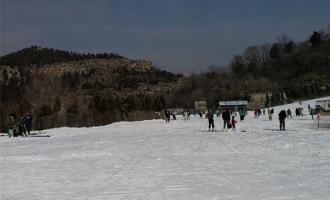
left=1, top=97, right=330, bottom=200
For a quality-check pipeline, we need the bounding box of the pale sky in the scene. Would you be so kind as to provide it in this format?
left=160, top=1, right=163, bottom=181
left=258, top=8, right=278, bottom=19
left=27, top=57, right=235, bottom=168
left=1, top=0, right=330, bottom=73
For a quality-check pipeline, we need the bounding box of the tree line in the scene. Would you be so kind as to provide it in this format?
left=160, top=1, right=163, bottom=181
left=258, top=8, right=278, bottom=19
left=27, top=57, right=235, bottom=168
left=0, top=46, right=123, bottom=66
left=167, top=28, right=330, bottom=108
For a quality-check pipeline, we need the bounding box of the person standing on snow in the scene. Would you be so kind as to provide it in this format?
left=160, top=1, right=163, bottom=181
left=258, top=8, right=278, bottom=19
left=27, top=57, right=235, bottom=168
left=269, top=108, right=274, bottom=120
left=295, top=108, right=300, bottom=117
left=239, top=109, right=246, bottom=121
left=8, top=115, right=16, bottom=138
left=222, top=109, right=231, bottom=129
left=287, top=109, right=292, bottom=118
left=206, top=109, right=215, bottom=132
left=231, top=115, right=237, bottom=131
left=26, top=115, right=32, bottom=135
left=172, top=112, right=176, bottom=120
left=278, top=110, right=287, bottom=131
left=198, top=111, right=203, bottom=118
left=164, top=110, right=170, bottom=123
left=19, top=115, right=29, bottom=136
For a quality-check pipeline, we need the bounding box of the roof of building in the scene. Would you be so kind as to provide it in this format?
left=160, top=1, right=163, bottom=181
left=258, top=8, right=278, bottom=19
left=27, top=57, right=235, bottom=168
left=218, top=101, right=248, bottom=106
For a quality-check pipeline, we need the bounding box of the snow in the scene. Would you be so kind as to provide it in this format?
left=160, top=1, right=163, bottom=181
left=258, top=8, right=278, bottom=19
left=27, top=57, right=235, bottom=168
left=1, top=97, right=330, bottom=200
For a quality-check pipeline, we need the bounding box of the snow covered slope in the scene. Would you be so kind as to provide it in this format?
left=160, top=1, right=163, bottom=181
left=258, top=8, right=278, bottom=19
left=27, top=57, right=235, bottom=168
left=1, top=97, right=330, bottom=200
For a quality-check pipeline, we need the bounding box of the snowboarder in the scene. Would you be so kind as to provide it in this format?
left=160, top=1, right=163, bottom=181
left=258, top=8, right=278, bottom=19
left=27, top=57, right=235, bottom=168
left=231, top=115, right=237, bottom=131
left=278, top=110, right=287, bottom=131
left=206, top=110, right=215, bottom=132
left=222, top=109, right=231, bottom=129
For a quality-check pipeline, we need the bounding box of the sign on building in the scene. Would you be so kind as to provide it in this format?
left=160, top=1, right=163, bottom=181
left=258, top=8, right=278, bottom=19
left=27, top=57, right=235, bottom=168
left=218, top=100, right=248, bottom=111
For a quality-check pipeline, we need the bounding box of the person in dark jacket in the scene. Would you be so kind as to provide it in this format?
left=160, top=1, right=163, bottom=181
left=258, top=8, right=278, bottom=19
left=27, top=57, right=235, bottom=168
left=287, top=109, right=292, bottom=118
left=19, top=115, right=28, bottom=136
left=278, top=110, right=287, bottom=131
left=206, top=110, right=215, bottom=132
left=164, top=110, right=171, bottom=123
left=269, top=108, right=274, bottom=120
left=222, top=109, right=231, bottom=129
left=26, top=115, right=32, bottom=135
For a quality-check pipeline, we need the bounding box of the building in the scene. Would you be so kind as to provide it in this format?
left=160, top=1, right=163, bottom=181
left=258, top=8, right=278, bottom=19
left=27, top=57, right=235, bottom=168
left=218, top=100, right=248, bottom=111
left=194, top=101, right=207, bottom=112
left=249, top=92, right=272, bottom=109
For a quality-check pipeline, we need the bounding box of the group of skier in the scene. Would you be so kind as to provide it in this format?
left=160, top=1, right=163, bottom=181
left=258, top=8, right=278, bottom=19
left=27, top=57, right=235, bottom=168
left=164, top=101, right=313, bottom=132
left=199, top=108, right=242, bottom=132
left=7, top=114, right=33, bottom=137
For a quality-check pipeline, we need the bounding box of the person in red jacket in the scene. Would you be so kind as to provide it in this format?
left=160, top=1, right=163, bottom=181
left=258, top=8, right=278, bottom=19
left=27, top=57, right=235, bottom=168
left=231, top=115, right=237, bottom=131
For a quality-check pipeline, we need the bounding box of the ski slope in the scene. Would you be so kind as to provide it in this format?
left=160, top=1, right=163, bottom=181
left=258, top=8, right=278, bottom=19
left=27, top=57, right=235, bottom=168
left=1, top=97, right=330, bottom=200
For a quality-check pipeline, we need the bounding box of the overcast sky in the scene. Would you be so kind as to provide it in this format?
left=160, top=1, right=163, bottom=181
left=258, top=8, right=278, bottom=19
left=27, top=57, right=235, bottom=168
left=1, top=0, right=329, bottom=73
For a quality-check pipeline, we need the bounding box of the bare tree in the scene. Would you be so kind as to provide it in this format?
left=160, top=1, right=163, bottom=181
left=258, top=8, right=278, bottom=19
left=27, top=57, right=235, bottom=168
left=243, top=46, right=261, bottom=66
left=259, top=43, right=271, bottom=64
left=229, top=54, right=246, bottom=75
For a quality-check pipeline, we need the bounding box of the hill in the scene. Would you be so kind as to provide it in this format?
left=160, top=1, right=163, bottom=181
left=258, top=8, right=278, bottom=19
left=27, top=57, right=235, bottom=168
left=0, top=47, right=182, bottom=131
left=169, top=29, right=330, bottom=108
left=0, top=45, right=123, bottom=66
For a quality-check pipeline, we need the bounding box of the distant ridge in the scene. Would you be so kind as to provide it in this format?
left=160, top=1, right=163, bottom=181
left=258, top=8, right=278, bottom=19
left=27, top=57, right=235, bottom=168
left=0, top=45, right=123, bottom=66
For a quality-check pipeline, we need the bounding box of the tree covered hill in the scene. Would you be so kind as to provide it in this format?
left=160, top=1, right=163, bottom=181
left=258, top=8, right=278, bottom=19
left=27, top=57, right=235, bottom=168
left=0, top=46, right=123, bottom=66
left=0, top=48, right=182, bottom=131
left=168, top=28, right=330, bottom=108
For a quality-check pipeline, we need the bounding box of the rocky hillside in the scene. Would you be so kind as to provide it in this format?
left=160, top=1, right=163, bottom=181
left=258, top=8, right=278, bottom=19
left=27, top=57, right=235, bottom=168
left=0, top=47, right=182, bottom=131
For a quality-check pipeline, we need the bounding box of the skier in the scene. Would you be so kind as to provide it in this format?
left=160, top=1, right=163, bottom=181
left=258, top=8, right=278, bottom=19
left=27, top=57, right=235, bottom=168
left=239, top=109, right=246, bottom=121
left=278, top=110, right=287, bottom=131
left=231, top=115, right=237, bottom=131
left=287, top=109, right=292, bottom=118
left=254, top=109, right=258, bottom=118
left=269, top=108, right=274, bottom=120
left=8, top=115, right=16, bottom=138
left=26, top=115, right=32, bottom=135
left=19, top=115, right=28, bottom=137
left=222, top=109, right=231, bottom=129
left=164, top=110, right=170, bottom=123
left=198, top=111, right=203, bottom=118
left=206, top=109, right=215, bottom=132
left=172, top=112, right=176, bottom=120
left=183, top=110, right=188, bottom=120
left=300, top=107, right=304, bottom=116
